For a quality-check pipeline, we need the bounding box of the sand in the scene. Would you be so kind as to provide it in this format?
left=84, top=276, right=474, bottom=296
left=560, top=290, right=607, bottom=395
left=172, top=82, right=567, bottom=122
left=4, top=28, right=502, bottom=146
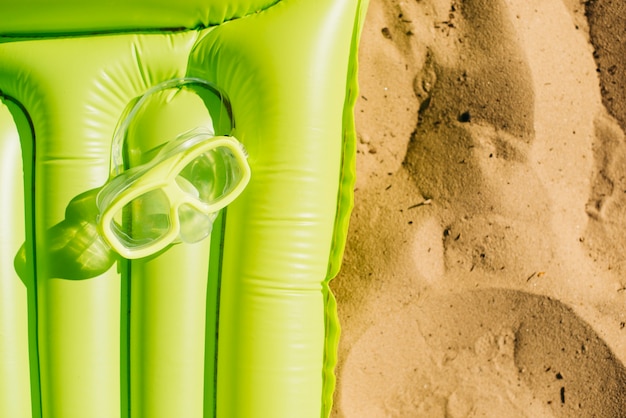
left=330, top=0, right=626, bottom=416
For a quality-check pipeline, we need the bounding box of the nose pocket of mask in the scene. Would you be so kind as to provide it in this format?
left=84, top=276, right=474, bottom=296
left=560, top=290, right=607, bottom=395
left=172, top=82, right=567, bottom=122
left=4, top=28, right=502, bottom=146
left=175, top=175, right=215, bottom=243
left=178, top=203, right=216, bottom=243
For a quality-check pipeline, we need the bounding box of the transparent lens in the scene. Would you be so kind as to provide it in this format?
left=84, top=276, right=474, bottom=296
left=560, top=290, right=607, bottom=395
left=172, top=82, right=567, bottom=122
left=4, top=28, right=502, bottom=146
left=177, top=146, right=243, bottom=205
left=110, top=189, right=171, bottom=247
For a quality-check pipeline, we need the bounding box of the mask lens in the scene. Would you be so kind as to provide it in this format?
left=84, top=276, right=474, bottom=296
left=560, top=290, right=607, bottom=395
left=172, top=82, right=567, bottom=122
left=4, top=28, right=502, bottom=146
left=177, top=145, right=244, bottom=205
left=110, top=189, right=171, bottom=247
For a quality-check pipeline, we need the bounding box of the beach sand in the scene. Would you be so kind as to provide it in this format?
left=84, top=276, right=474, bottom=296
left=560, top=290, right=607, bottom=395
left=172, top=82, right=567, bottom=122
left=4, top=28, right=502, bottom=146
left=331, top=0, right=626, bottom=416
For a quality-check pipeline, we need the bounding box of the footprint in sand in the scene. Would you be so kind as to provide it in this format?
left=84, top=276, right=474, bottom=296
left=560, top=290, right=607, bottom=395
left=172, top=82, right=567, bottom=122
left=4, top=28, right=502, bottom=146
left=337, top=289, right=626, bottom=418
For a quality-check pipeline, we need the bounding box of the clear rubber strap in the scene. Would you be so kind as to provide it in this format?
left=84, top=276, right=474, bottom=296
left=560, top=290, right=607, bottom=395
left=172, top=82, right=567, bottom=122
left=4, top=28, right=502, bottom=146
left=109, top=77, right=234, bottom=177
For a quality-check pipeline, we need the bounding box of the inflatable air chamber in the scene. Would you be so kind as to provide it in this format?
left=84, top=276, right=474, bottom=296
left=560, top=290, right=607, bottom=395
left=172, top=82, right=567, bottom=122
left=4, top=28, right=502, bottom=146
left=0, top=0, right=368, bottom=417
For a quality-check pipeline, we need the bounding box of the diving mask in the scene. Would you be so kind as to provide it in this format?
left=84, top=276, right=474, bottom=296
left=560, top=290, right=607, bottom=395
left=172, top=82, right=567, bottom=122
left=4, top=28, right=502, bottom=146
left=96, top=78, right=250, bottom=259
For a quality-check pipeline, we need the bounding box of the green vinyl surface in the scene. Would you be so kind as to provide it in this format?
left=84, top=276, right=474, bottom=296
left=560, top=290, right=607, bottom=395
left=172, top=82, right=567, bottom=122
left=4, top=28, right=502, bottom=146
left=0, top=0, right=368, bottom=417
left=0, top=0, right=280, bottom=35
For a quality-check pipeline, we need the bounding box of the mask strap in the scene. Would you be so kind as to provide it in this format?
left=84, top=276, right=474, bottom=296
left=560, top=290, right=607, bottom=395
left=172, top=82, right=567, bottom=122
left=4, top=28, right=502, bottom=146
left=109, top=77, right=234, bottom=177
